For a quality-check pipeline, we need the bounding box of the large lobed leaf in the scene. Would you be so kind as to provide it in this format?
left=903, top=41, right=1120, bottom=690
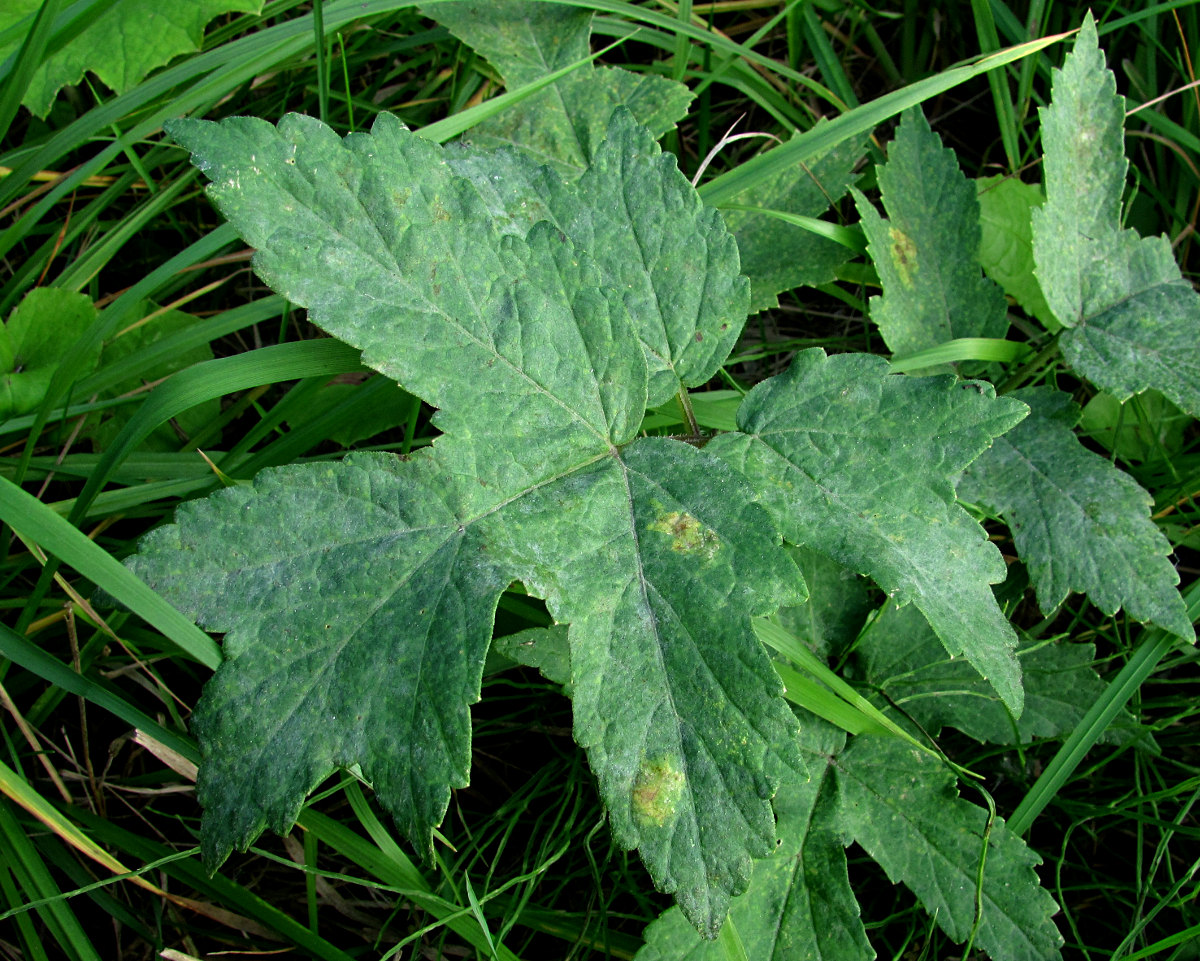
left=640, top=718, right=1065, bottom=961
left=855, top=109, right=1008, bottom=362
left=486, top=437, right=807, bottom=933
left=166, top=111, right=646, bottom=484
left=1033, top=14, right=1200, bottom=416
left=708, top=350, right=1029, bottom=714
left=145, top=107, right=801, bottom=935
left=959, top=387, right=1193, bottom=641
left=127, top=452, right=511, bottom=863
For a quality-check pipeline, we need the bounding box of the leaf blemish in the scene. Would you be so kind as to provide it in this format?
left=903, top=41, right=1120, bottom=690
left=648, top=511, right=720, bottom=560
left=889, top=227, right=918, bottom=286
left=632, top=756, right=685, bottom=826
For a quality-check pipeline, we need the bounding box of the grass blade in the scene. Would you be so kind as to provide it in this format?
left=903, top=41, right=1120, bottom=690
left=0, top=476, right=222, bottom=668
left=699, top=31, right=1071, bottom=206
left=1009, top=580, right=1200, bottom=835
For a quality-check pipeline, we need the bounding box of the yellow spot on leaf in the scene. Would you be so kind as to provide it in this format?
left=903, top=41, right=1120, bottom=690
left=889, top=227, right=918, bottom=286
left=648, top=511, right=720, bottom=560
left=632, top=757, right=685, bottom=826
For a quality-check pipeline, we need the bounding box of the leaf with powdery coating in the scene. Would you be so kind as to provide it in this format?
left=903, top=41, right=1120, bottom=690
left=448, top=111, right=750, bottom=407
left=422, top=1, right=691, bottom=178
left=127, top=452, right=512, bottom=864
left=855, top=109, right=1008, bottom=363
left=708, top=349, right=1028, bottom=714
left=165, top=112, right=647, bottom=485
left=835, top=736, right=1063, bottom=961
left=959, top=387, right=1193, bottom=641
left=1033, top=14, right=1200, bottom=416
left=635, top=718, right=869, bottom=961
left=486, top=437, right=806, bottom=936
left=137, top=108, right=806, bottom=937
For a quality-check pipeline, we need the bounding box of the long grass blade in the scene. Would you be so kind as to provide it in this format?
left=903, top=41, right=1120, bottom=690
left=699, top=31, right=1071, bottom=205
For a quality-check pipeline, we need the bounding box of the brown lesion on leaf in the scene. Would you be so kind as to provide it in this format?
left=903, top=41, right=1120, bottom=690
left=632, top=756, right=685, bottom=827
left=648, top=511, right=720, bottom=560
left=889, top=227, right=918, bottom=286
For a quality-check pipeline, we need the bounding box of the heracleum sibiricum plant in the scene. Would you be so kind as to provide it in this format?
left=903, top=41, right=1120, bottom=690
left=114, top=8, right=1196, bottom=959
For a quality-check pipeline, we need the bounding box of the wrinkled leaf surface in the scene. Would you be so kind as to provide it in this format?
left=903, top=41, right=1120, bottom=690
left=708, top=350, right=1028, bottom=713
left=959, top=387, right=1192, bottom=640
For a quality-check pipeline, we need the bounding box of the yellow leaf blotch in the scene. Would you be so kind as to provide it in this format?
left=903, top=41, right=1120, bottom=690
left=648, top=511, right=720, bottom=560
left=632, top=757, right=686, bottom=827
left=889, top=227, right=918, bottom=286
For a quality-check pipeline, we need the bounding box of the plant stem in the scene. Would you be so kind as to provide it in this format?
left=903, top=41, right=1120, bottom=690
left=677, top=388, right=701, bottom=438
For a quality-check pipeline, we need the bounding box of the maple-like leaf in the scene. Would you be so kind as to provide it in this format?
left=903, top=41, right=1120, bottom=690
left=707, top=350, right=1029, bottom=714
left=636, top=719, right=871, bottom=961
left=130, top=451, right=512, bottom=862
left=0, top=0, right=262, bottom=118
left=854, top=108, right=1009, bottom=363
left=855, top=603, right=1151, bottom=747
left=1033, top=14, right=1200, bottom=416
left=422, top=1, right=692, bottom=178
left=835, top=736, right=1064, bottom=961
left=959, top=387, right=1193, bottom=640
left=136, top=108, right=804, bottom=936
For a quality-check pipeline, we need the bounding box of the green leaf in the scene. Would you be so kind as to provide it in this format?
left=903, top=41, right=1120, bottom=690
left=1033, top=14, right=1200, bottom=416
left=448, top=110, right=751, bottom=406
left=976, top=175, right=1055, bottom=330
left=854, top=109, right=1008, bottom=363
left=0, top=0, right=263, bottom=118
left=0, top=287, right=99, bottom=417
left=717, top=127, right=862, bottom=314
left=127, top=451, right=512, bottom=865
left=708, top=349, right=1029, bottom=714
left=636, top=718, right=871, bottom=961
left=854, top=602, right=1150, bottom=747
left=424, top=0, right=593, bottom=89
left=141, top=109, right=805, bottom=935
left=423, top=1, right=692, bottom=179
left=958, top=387, right=1193, bottom=641
left=834, top=735, right=1064, bottom=961
left=485, top=437, right=807, bottom=935
left=165, top=112, right=648, bottom=473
